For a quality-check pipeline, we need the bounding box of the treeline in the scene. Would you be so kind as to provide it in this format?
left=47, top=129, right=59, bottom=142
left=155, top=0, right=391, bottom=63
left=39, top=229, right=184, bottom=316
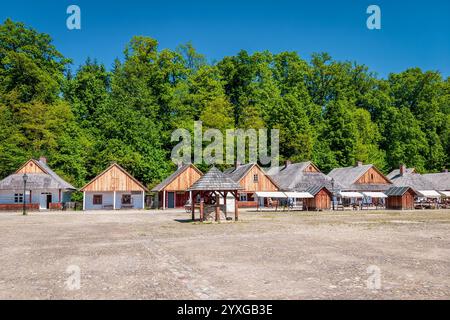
left=0, top=19, right=449, bottom=190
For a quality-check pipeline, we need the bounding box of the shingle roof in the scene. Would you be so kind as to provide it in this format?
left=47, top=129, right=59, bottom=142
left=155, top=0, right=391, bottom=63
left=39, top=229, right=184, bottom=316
left=188, top=167, right=243, bottom=191
left=223, top=163, right=255, bottom=182
left=390, top=172, right=437, bottom=191
left=0, top=159, right=76, bottom=191
left=387, top=168, right=416, bottom=180
left=151, top=164, right=202, bottom=192
left=0, top=173, right=74, bottom=191
left=385, top=186, right=416, bottom=196
left=422, top=172, right=450, bottom=191
left=327, top=164, right=391, bottom=191
left=267, top=162, right=341, bottom=192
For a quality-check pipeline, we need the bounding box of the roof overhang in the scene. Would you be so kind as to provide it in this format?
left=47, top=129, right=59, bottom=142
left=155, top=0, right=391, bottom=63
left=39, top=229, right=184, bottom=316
left=417, top=190, right=441, bottom=198
left=362, top=192, right=387, bottom=198
left=339, top=191, right=364, bottom=198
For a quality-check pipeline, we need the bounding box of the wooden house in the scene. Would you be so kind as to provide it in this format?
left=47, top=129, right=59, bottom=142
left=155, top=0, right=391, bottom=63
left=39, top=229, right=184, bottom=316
left=328, top=161, right=392, bottom=192
left=80, top=163, right=148, bottom=210
left=385, top=186, right=417, bottom=210
left=224, top=163, right=279, bottom=208
left=266, top=161, right=339, bottom=210
left=327, top=161, right=392, bottom=208
left=151, top=164, right=203, bottom=209
left=0, top=157, right=76, bottom=210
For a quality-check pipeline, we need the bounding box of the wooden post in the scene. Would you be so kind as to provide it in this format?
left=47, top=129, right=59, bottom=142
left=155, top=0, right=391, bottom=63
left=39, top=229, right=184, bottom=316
left=224, top=191, right=227, bottom=218
left=215, top=194, right=220, bottom=222
left=142, top=191, right=145, bottom=209
left=234, top=191, right=239, bottom=221
left=113, top=191, right=116, bottom=210
left=191, top=191, right=195, bottom=221
left=83, top=191, right=86, bottom=211
left=200, top=198, right=204, bottom=222
left=162, top=190, right=166, bottom=210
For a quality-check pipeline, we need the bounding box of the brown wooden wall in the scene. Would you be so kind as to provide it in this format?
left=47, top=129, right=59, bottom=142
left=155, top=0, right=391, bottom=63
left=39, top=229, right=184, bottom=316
left=16, top=160, right=46, bottom=174
left=356, top=167, right=391, bottom=185
left=304, top=163, right=319, bottom=173
left=239, top=165, right=279, bottom=192
left=164, top=166, right=202, bottom=191
left=304, top=188, right=331, bottom=210
left=83, top=165, right=145, bottom=192
left=386, top=190, right=415, bottom=210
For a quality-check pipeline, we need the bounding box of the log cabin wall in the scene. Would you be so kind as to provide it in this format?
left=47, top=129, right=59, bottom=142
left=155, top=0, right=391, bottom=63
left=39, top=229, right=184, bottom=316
left=83, top=165, right=145, bottom=192
left=356, top=167, right=391, bottom=185
left=304, top=188, right=331, bottom=210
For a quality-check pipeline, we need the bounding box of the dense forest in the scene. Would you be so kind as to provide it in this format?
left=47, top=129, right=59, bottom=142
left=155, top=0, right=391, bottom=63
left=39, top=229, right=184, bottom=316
left=0, top=19, right=449, bottom=191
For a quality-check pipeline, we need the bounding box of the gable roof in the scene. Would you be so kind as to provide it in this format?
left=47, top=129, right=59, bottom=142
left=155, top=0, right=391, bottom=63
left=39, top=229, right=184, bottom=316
left=224, top=163, right=280, bottom=188
left=327, top=164, right=391, bottom=191
left=80, top=163, right=148, bottom=192
left=0, top=159, right=76, bottom=191
left=422, top=172, right=450, bottom=191
left=385, top=186, right=417, bottom=196
left=267, top=161, right=341, bottom=192
left=389, top=172, right=437, bottom=192
left=151, top=163, right=203, bottom=192
left=387, top=168, right=416, bottom=180
left=188, top=167, right=243, bottom=191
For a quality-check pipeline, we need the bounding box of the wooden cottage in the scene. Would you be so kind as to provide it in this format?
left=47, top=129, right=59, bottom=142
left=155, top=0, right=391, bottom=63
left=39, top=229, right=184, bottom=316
left=224, top=163, right=279, bottom=208
left=0, top=157, right=76, bottom=210
left=385, top=186, right=417, bottom=210
left=266, top=161, right=339, bottom=210
left=80, top=163, right=148, bottom=210
left=151, top=164, right=203, bottom=209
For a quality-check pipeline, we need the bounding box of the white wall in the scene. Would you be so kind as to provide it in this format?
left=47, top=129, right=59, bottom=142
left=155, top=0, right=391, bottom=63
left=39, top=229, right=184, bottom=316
left=84, top=191, right=144, bottom=210
left=0, top=189, right=60, bottom=209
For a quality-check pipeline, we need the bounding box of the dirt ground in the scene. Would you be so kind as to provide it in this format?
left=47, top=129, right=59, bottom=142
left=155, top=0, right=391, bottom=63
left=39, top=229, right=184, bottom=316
left=0, top=209, right=449, bottom=300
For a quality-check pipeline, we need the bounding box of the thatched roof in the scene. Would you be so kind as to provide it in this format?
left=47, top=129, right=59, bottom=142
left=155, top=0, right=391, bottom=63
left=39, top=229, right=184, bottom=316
left=188, top=167, right=243, bottom=191
left=0, top=159, right=76, bottom=191
left=151, top=163, right=202, bottom=192
left=422, top=172, right=450, bottom=191
left=267, top=161, right=341, bottom=192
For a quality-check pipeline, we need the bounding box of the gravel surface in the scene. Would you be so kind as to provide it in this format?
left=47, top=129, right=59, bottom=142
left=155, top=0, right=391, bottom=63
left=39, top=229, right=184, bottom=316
left=0, top=209, right=449, bottom=299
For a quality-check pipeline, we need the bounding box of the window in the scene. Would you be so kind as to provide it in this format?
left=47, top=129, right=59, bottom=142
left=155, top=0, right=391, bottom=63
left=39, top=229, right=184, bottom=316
left=93, top=195, right=103, bottom=205
left=122, top=194, right=132, bottom=205
left=240, top=194, right=248, bottom=202
left=14, top=193, right=23, bottom=203
left=253, top=174, right=259, bottom=183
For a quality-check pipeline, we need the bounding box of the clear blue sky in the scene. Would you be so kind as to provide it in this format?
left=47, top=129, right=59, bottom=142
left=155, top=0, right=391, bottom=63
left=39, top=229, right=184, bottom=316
left=2, top=0, right=449, bottom=78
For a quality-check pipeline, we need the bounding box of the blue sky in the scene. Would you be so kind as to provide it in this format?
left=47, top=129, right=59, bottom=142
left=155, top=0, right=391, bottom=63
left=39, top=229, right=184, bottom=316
left=2, top=0, right=449, bottom=78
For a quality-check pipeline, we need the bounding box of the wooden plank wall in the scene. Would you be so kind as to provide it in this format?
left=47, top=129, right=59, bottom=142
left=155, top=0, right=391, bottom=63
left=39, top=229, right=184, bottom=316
left=164, top=166, right=202, bottom=191
left=239, top=165, right=278, bottom=192
left=16, top=160, right=46, bottom=174
left=356, top=167, right=391, bottom=184
left=83, top=165, right=144, bottom=192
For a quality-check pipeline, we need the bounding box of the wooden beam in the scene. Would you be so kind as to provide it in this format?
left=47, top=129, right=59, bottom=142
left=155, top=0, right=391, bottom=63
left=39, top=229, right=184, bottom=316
left=191, top=191, right=195, bottom=221
left=215, top=194, right=220, bottom=222
left=234, top=195, right=239, bottom=221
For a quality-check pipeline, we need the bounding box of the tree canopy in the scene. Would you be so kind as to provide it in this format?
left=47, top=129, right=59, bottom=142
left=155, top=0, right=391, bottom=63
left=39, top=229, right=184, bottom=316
left=0, top=19, right=448, bottom=189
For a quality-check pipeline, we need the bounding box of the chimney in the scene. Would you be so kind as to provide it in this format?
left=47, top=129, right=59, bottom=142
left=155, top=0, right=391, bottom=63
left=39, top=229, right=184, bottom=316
left=235, top=160, right=241, bottom=169
left=39, top=156, right=47, bottom=164
left=284, top=160, right=292, bottom=168
left=355, top=161, right=363, bottom=167
left=400, top=164, right=406, bottom=176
